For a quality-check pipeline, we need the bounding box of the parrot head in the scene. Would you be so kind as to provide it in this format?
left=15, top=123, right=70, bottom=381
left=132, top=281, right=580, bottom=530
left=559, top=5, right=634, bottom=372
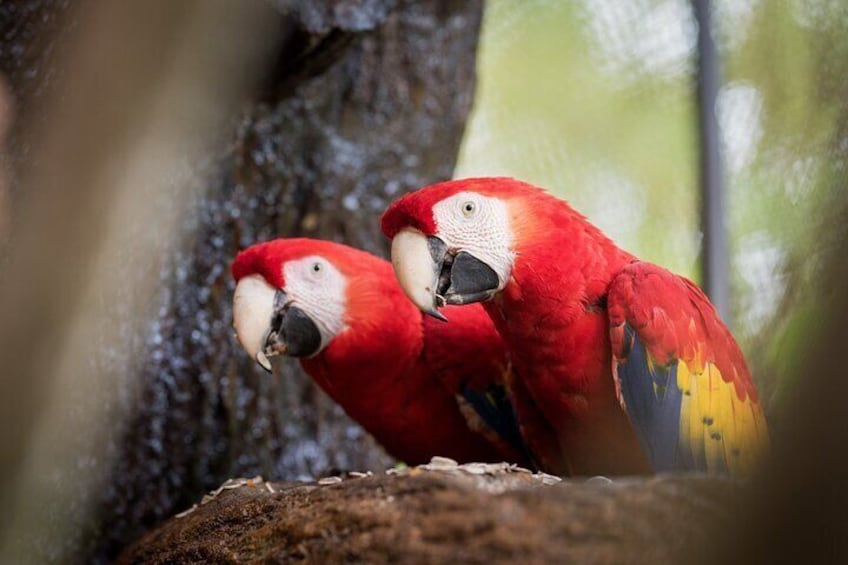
left=231, top=238, right=396, bottom=373
left=381, top=177, right=546, bottom=319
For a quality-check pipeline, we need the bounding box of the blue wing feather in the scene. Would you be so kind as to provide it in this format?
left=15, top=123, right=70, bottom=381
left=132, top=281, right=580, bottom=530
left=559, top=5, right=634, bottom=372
left=609, top=262, right=766, bottom=475
left=616, top=323, right=683, bottom=472
left=459, top=383, right=530, bottom=463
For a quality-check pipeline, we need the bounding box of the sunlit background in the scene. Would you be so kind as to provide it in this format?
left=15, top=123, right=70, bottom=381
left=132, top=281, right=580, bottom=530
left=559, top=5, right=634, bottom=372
left=457, top=0, right=848, bottom=408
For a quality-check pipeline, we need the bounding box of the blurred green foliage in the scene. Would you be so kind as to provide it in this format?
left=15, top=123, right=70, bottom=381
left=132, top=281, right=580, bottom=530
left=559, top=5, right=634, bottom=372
left=457, top=0, right=848, bottom=411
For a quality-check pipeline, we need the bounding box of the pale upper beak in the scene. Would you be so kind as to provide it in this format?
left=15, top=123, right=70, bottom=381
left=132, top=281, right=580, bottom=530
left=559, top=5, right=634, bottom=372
left=390, top=228, right=448, bottom=321
left=232, top=274, right=276, bottom=371
left=233, top=274, right=324, bottom=372
left=390, top=227, right=502, bottom=320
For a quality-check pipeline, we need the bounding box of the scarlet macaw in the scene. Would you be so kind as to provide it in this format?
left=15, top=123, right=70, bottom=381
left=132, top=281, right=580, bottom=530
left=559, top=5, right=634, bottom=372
left=382, top=177, right=769, bottom=475
left=231, top=238, right=528, bottom=466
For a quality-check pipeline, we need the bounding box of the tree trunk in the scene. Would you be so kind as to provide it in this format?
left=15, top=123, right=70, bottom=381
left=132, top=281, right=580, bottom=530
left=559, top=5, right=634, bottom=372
left=0, top=0, right=483, bottom=561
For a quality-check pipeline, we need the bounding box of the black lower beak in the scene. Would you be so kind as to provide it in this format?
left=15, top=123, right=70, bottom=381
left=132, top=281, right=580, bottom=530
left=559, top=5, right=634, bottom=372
left=259, top=291, right=322, bottom=372
left=428, top=236, right=501, bottom=308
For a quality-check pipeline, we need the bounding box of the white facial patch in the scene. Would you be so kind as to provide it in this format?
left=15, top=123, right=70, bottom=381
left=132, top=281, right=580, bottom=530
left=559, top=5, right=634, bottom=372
left=431, top=191, right=515, bottom=287
left=282, top=255, right=349, bottom=354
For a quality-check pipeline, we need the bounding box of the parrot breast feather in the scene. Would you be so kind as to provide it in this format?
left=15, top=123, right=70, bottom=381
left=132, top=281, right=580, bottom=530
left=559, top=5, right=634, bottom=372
left=607, top=261, right=769, bottom=475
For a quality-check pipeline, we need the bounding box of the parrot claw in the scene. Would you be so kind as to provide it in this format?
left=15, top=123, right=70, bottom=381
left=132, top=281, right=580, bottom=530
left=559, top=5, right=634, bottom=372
left=256, top=351, right=273, bottom=373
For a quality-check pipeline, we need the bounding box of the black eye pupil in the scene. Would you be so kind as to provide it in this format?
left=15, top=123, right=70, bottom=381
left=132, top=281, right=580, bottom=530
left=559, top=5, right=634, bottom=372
left=465, top=204, right=473, bottom=211
left=313, top=264, right=321, bottom=272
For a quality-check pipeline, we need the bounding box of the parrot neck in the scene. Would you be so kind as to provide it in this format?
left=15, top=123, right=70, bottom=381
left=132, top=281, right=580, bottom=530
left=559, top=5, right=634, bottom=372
left=508, top=198, right=634, bottom=314
left=299, top=291, right=499, bottom=464
left=301, top=292, right=424, bottom=415
left=494, top=215, right=631, bottom=379
left=484, top=197, right=650, bottom=474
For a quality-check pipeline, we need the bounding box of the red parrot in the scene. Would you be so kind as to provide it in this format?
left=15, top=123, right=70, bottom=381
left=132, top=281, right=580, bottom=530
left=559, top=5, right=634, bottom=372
left=230, top=238, right=528, bottom=466
left=382, top=177, right=769, bottom=476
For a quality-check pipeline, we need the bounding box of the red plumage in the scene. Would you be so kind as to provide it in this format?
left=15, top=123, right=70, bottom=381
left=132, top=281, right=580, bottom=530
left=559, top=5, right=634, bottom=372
left=382, top=178, right=769, bottom=475
left=231, top=238, right=526, bottom=466
left=607, top=263, right=757, bottom=403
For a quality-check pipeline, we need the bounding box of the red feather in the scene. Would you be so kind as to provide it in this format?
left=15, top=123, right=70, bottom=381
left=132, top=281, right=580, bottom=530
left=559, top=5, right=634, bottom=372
left=382, top=177, right=768, bottom=475
left=608, top=263, right=757, bottom=402
left=232, top=238, right=526, bottom=466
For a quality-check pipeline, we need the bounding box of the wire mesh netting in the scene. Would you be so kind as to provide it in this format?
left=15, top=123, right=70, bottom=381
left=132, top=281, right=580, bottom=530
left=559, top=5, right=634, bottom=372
left=457, top=0, right=848, bottom=408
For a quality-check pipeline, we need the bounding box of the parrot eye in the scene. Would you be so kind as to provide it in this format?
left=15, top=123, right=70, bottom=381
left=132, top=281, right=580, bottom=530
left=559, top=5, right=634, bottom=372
left=461, top=201, right=477, bottom=217
left=311, top=262, right=322, bottom=274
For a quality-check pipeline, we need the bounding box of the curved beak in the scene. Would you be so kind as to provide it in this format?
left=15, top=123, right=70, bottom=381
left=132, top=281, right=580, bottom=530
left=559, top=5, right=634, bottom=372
left=390, top=228, right=448, bottom=321
left=233, top=275, right=322, bottom=373
left=233, top=275, right=277, bottom=371
left=390, top=227, right=500, bottom=320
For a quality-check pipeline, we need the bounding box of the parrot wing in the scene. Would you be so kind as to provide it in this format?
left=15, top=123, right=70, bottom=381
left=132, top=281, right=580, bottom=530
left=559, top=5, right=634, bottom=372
left=607, top=261, right=769, bottom=474
left=422, top=306, right=531, bottom=465
left=455, top=373, right=529, bottom=461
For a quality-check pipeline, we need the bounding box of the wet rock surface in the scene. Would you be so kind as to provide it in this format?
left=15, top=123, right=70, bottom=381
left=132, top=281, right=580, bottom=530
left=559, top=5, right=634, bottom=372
left=119, top=461, right=737, bottom=564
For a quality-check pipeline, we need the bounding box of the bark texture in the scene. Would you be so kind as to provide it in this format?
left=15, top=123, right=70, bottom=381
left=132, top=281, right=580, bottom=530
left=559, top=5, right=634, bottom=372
left=119, top=466, right=737, bottom=564
left=0, top=0, right=483, bottom=561
left=109, top=0, right=483, bottom=560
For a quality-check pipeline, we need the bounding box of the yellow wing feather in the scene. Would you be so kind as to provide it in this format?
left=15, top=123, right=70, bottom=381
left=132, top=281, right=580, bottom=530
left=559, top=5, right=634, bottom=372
left=717, top=378, right=738, bottom=474
left=702, top=365, right=725, bottom=470
left=677, top=358, right=767, bottom=475
left=677, top=361, right=693, bottom=462
left=609, top=263, right=768, bottom=475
